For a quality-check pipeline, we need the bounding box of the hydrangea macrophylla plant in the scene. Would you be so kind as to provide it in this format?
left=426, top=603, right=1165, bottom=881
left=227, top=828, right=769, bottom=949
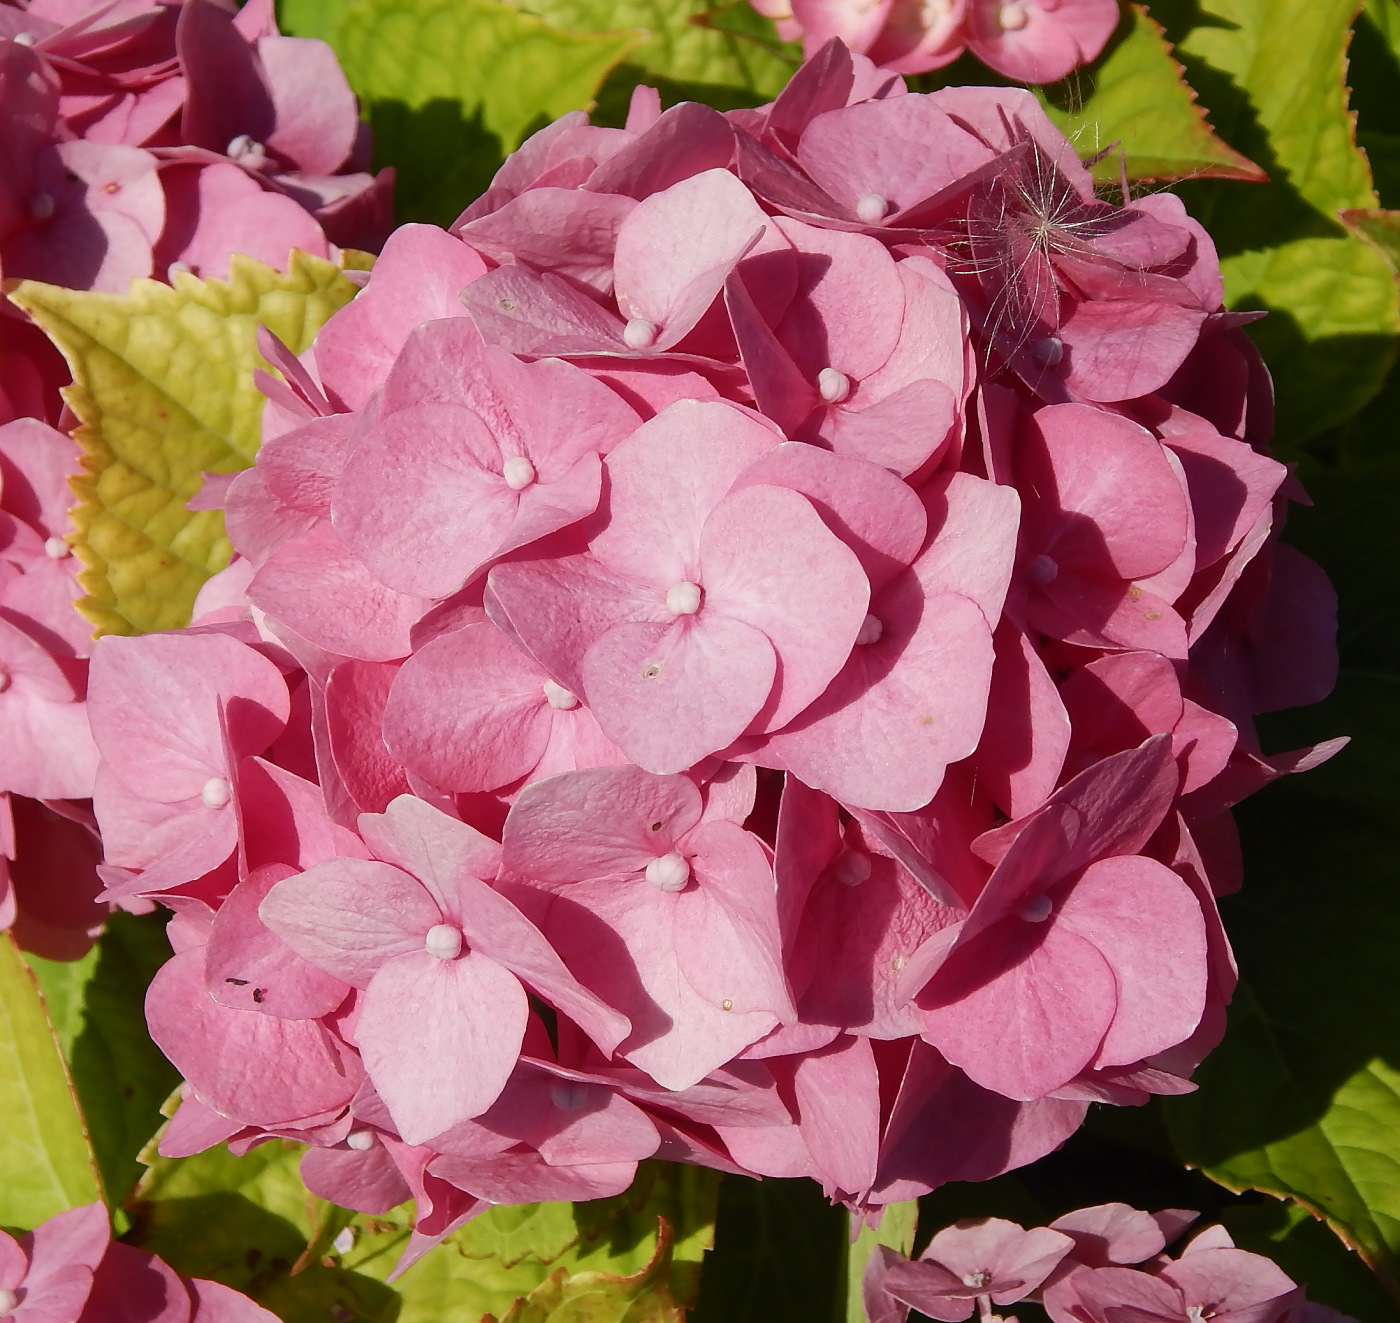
left=0, top=0, right=388, bottom=957
left=0, top=1202, right=276, bottom=1321
left=865, top=1206, right=1338, bottom=1323
left=72, top=38, right=1343, bottom=1269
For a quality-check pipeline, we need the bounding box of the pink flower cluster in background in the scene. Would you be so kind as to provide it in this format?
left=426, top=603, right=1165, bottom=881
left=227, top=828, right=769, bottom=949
left=66, top=42, right=1340, bottom=1269
left=0, top=0, right=391, bottom=297
left=864, top=1205, right=1347, bottom=1323
left=0, top=0, right=390, bottom=955
left=749, top=0, right=1120, bottom=82
left=0, top=1202, right=275, bottom=1322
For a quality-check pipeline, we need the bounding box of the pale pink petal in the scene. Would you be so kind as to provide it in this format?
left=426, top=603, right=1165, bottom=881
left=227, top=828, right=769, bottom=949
left=356, top=948, right=527, bottom=1143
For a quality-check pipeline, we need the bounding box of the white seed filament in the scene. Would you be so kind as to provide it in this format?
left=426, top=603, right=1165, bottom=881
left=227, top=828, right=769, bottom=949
left=856, top=193, right=889, bottom=224
left=543, top=679, right=580, bottom=710
left=346, top=1129, right=376, bottom=1150
left=833, top=849, right=872, bottom=887
left=425, top=923, right=464, bottom=960
left=551, top=1081, right=589, bottom=1110
left=44, top=535, right=69, bottom=558
left=623, top=317, right=658, bottom=349
left=1019, top=894, right=1053, bottom=923
left=817, top=367, right=851, bottom=403
left=666, top=580, right=702, bottom=615
left=1028, top=554, right=1059, bottom=585
left=856, top=614, right=884, bottom=646
left=646, top=851, right=690, bottom=892
left=201, top=776, right=231, bottom=808
left=998, top=1, right=1029, bottom=29
left=30, top=192, right=54, bottom=221
left=502, top=455, right=536, bottom=490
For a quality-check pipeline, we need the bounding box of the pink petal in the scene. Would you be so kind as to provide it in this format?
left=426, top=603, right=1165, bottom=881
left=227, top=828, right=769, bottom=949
left=299, top=1144, right=411, bottom=1215
left=797, top=96, right=994, bottom=219
left=145, top=949, right=358, bottom=1125
left=1058, top=859, right=1207, bottom=1069
left=919, top=920, right=1118, bottom=1100
left=384, top=623, right=554, bottom=793
left=188, top=1277, right=281, bottom=1323
left=581, top=614, right=776, bottom=773
left=324, top=661, right=411, bottom=813
left=259, top=857, right=439, bottom=987
left=314, top=224, right=487, bottom=412
left=502, top=764, right=703, bottom=882
left=357, top=793, right=502, bottom=900
left=590, top=398, right=781, bottom=586
left=88, top=632, right=288, bottom=801
left=257, top=34, right=358, bottom=174
left=702, top=483, right=869, bottom=730
left=356, top=948, right=527, bottom=1142
left=791, top=1035, right=879, bottom=1195
left=448, top=871, right=632, bottom=1056
left=732, top=442, right=927, bottom=591
left=247, top=520, right=429, bottom=662
left=205, top=864, right=351, bottom=1018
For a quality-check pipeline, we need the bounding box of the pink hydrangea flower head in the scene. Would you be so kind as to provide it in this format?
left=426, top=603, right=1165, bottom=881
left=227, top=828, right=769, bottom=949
left=882, top=1216, right=1075, bottom=1320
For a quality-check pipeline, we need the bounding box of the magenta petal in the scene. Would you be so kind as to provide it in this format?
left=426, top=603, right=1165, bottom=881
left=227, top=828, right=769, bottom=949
left=145, top=950, right=357, bottom=1126
left=1060, top=858, right=1207, bottom=1068
left=701, top=483, right=869, bottom=730
left=1048, top=1203, right=1170, bottom=1268
left=449, top=871, right=632, bottom=1055
left=206, top=865, right=351, bottom=1018
left=355, top=949, right=527, bottom=1143
left=920, top=921, right=1118, bottom=1100
left=502, top=764, right=703, bottom=882
left=384, top=623, right=553, bottom=793
left=257, top=35, right=358, bottom=175
left=300, top=1144, right=411, bottom=1215
left=259, top=858, right=439, bottom=987
left=430, top=1151, right=637, bottom=1204
left=582, top=614, right=776, bottom=773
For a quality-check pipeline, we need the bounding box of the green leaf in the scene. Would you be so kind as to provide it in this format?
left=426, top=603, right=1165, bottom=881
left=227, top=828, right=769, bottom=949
left=1342, top=208, right=1400, bottom=267
left=843, top=1202, right=917, bottom=1323
left=488, top=1220, right=681, bottom=1323
left=333, top=0, right=638, bottom=227
left=131, top=1136, right=717, bottom=1322
left=26, top=914, right=179, bottom=1216
left=1039, top=4, right=1264, bottom=183
left=0, top=933, right=102, bottom=1228
left=1145, top=0, right=1400, bottom=448
left=517, top=0, right=798, bottom=106
left=1165, top=369, right=1400, bottom=1306
left=275, top=0, right=354, bottom=43
left=689, top=1175, right=846, bottom=1323
left=7, top=252, right=359, bottom=637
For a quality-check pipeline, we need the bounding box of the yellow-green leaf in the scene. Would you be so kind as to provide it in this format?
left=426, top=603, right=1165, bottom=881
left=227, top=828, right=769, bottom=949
left=1149, top=0, right=1400, bottom=447
left=1041, top=5, right=1264, bottom=182
left=0, top=934, right=102, bottom=1228
left=844, top=1202, right=917, bottom=1323
left=488, top=1218, right=681, bottom=1323
left=336, top=0, right=637, bottom=150
left=1342, top=207, right=1400, bottom=268
left=8, top=251, right=359, bottom=637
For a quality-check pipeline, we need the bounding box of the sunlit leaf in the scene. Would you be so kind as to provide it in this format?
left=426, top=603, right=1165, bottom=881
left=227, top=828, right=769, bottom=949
left=8, top=253, right=359, bottom=636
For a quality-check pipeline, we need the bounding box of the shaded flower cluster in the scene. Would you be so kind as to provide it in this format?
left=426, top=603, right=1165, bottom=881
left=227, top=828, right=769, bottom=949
left=0, top=1202, right=276, bottom=1322
left=749, top=0, right=1119, bottom=82
left=0, top=0, right=391, bottom=303
left=0, top=0, right=390, bottom=956
left=76, top=44, right=1340, bottom=1268
left=864, top=1205, right=1347, bottom=1323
